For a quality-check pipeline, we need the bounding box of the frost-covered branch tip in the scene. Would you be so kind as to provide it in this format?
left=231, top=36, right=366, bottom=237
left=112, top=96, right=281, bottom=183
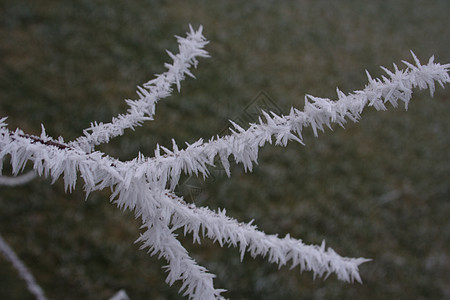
left=0, top=24, right=449, bottom=300
left=71, top=25, right=209, bottom=153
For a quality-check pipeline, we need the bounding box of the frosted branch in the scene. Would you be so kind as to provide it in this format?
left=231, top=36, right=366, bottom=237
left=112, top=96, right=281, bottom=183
left=0, top=234, right=48, bottom=300
left=137, top=217, right=226, bottom=299
left=158, top=192, right=369, bottom=283
left=0, top=171, right=36, bottom=186
left=70, top=25, right=209, bottom=153
left=119, top=53, right=450, bottom=191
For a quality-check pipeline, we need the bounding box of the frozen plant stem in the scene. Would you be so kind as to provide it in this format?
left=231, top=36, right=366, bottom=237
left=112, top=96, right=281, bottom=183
left=71, top=24, right=209, bottom=153
left=0, top=25, right=449, bottom=299
left=0, top=234, right=48, bottom=300
left=0, top=171, right=36, bottom=186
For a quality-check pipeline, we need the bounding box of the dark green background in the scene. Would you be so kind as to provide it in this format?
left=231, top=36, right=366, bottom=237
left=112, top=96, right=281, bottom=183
left=1, top=1, right=449, bottom=299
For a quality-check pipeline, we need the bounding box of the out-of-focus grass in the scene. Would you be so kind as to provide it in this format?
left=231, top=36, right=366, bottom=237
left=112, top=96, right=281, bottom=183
left=0, top=0, right=449, bottom=299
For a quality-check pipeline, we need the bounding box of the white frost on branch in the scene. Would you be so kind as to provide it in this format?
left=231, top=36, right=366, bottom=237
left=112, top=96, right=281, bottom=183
left=71, top=24, right=209, bottom=153
left=0, top=25, right=449, bottom=300
left=0, top=170, right=36, bottom=186
left=0, top=234, right=48, bottom=300
left=98, top=52, right=450, bottom=193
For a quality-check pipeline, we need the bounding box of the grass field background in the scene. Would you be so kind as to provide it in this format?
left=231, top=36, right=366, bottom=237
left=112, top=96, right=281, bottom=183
left=0, top=1, right=449, bottom=299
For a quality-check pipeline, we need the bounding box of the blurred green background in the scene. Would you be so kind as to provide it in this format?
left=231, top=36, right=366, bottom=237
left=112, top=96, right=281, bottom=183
left=0, top=0, right=449, bottom=299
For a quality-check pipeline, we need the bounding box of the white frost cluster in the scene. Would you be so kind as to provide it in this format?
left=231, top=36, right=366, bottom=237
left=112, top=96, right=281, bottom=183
left=0, top=25, right=449, bottom=299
